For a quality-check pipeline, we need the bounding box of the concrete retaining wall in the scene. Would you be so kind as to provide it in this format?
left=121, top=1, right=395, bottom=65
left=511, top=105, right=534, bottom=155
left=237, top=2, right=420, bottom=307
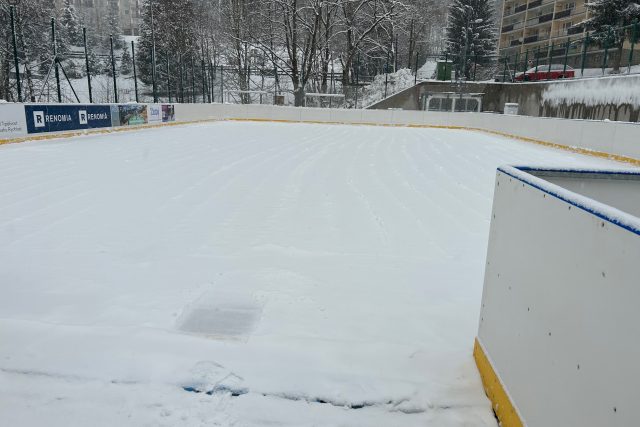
left=477, top=166, right=640, bottom=427
left=368, top=75, right=640, bottom=122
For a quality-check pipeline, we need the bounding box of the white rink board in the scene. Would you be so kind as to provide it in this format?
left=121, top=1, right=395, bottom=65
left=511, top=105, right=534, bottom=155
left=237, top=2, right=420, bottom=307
left=0, top=104, right=27, bottom=139
left=172, top=104, right=640, bottom=161
left=3, top=102, right=640, bottom=163
left=478, top=167, right=640, bottom=427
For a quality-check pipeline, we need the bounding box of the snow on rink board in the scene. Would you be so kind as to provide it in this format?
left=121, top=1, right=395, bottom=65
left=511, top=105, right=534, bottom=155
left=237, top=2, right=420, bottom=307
left=0, top=121, right=628, bottom=426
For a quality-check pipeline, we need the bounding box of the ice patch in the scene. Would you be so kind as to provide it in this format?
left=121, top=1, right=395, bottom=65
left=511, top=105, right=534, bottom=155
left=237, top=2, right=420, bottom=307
left=177, top=289, right=262, bottom=340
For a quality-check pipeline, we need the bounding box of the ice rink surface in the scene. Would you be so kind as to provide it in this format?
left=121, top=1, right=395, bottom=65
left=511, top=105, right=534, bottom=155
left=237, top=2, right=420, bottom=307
left=0, top=121, right=625, bottom=426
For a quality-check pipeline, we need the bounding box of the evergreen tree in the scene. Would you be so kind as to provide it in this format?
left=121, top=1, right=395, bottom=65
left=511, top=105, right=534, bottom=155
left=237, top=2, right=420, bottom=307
left=60, top=0, right=83, bottom=46
left=102, top=55, right=115, bottom=77
left=445, top=0, right=497, bottom=80
left=137, top=0, right=198, bottom=86
left=62, top=59, right=82, bottom=79
left=105, top=0, right=124, bottom=50
left=120, top=44, right=132, bottom=75
left=86, top=50, right=101, bottom=77
left=587, top=0, right=640, bottom=72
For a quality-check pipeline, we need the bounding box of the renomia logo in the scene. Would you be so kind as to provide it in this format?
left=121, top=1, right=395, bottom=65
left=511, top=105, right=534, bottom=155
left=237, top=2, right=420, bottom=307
left=25, top=105, right=112, bottom=134
left=33, top=111, right=45, bottom=128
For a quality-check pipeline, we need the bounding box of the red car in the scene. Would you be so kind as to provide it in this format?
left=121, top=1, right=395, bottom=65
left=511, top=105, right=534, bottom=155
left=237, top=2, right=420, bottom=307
left=514, top=64, right=575, bottom=81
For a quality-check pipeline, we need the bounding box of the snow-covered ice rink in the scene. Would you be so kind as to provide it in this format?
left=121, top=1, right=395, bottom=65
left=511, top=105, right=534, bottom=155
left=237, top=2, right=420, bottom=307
left=0, top=121, right=623, bottom=426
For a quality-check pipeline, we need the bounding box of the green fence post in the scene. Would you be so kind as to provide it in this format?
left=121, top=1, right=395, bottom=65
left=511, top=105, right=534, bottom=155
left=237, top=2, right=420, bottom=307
left=384, top=52, right=389, bottom=97
left=473, top=52, right=478, bottom=81
left=356, top=52, right=361, bottom=108
left=110, top=35, right=118, bottom=103
left=131, top=40, right=139, bottom=103
left=10, top=6, right=22, bottom=102
left=190, top=56, right=195, bottom=103
left=602, top=34, right=609, bottom=75
left=220, top=65, right=224, bottom=103
left=51, top=18, right=62, bottom=102
left=179, top=54, right=184, bottom=103
left=629, top=20, right=638, bottom=72
left=523, top=49, right=529, bottom=79
left=444, top=52, right=450, bottom=81
left=503, top=56, right=508, bottom=82
left=150, top=0, right=157, bottom=103
left=547, top=42, right=554, bottom=80
left=201, top=58, right=206, bottom=103
left=83, top=27, right=92, bottom=103
left=167, top=56, right=171, bottom=103
left=563, top=37, right=571, bottom=76
left=514, top=51, right=519, bottom=80
left=581, top=32, right=589, bottom=77
left=201, top=46, right=206, bottom=103
left=535, top=46, right=541, bottom=74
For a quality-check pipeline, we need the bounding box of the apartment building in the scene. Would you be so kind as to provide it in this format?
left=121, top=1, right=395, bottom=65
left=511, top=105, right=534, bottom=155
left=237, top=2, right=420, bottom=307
left=56, top=0, right=143, bottom=36
left=498, top=0, right=589, bottom=58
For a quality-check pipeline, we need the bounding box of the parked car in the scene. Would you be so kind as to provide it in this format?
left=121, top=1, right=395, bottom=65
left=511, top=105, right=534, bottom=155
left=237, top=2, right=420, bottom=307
left=514, top=64, right=575, bottom=81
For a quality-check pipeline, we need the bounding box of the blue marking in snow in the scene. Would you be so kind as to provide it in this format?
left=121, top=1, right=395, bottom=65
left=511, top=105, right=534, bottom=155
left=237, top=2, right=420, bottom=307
left=182, top=385, right=249, bottom=397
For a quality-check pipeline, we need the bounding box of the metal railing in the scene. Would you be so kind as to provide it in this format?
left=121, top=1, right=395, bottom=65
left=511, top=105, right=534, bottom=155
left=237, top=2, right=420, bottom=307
left=498, top=21, right=640, bottom=82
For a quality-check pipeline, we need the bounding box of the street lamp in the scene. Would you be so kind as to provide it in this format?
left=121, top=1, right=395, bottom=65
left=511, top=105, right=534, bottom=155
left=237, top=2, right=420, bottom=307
left=8, top=0, right=22, bottom=102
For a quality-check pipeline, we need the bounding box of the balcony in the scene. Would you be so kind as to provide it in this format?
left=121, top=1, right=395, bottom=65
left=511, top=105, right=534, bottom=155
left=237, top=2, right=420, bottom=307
left=515, top=4, right=528, bottom=13
left=524, top=35, right=539, bottom=43
left=554, top=9, right=571, bottom=19
left=526, top=0, right=556, bottom=11
left=502, top=19, right=527, bottom=33
left=510, top=39, right=523, bottom=46
left=567, top=26, right=584, bottom=35
left=538, top=12, right=554, bottom=23
left=523, top=12, right=555, bottom=28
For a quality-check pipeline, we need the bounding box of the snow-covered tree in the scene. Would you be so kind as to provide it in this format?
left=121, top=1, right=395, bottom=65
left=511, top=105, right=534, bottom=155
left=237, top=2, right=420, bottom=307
left=60, top=0, right=83, bottom=46
left=105, top=0, right=124, bottom=50
left=137, top=0, right=198, bottom=88
left=102, top=54, right=115, bottom=77
left=86, top=49, right=101, bottom=77
left=120, top=44, right=132, bottom=74
left=445, top=0, right=497, bottom=80
left=587, top=0, right=640, bottom=72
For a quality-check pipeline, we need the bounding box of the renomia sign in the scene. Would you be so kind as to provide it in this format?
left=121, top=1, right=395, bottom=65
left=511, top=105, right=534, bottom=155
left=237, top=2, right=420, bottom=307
left=25, top=105, right=112, bottom=134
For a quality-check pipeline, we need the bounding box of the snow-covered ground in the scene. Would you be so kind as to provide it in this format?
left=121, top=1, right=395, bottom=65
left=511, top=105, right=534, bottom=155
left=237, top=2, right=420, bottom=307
left=0, top=122, right=627, bottom=426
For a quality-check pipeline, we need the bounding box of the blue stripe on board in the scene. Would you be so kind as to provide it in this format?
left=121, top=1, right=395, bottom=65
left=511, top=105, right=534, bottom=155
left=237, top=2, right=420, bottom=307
left=497, top=167, right=640, bottom=237
left=514, top=166, right=640, bottom=177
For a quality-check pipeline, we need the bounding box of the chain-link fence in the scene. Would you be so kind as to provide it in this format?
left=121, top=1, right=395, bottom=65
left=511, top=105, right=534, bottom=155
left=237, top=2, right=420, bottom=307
left=5, top=7, right=445, bottom=109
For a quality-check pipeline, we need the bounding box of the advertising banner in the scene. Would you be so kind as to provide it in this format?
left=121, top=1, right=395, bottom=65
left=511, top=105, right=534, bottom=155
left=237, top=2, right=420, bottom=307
left=148, top=104, right=162, bottom=123
left=110, top=105, right=121, bottom=127
left=118, top=104, right=148, bottom=126
left=0, top=104, right=28, bottom=139
left=24, top=105, right=112, bottom=134
left=162, top=104, right=176, bottom=122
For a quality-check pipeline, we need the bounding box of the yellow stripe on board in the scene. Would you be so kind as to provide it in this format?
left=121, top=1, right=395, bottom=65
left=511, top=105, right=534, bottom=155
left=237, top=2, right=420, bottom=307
left=1, top=116, right=639, bottom=167
left=0, top=119, right=214, bottom=146
left=225, top=118, right=640, bottom=166
left=474, top=338, right=525, bottom=427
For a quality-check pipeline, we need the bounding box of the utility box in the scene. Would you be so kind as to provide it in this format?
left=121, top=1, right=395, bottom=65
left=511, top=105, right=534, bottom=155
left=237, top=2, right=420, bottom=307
left=274, top=95, right=285, bottom=106
left=504, top=103, right=519, bottom=115
left=436, top=60, right=453, bottom=81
